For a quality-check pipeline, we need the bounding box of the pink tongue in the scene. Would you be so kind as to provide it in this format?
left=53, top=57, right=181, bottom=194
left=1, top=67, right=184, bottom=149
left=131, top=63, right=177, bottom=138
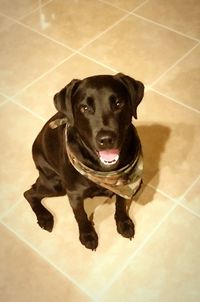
left=99, top=149, right=119, bottom=161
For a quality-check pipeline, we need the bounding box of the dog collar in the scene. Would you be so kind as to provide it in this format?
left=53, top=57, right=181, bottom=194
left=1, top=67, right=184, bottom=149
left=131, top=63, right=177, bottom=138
left=49, top=117, right=69, bottom=129
left=65, top=127, right=143, bottom=200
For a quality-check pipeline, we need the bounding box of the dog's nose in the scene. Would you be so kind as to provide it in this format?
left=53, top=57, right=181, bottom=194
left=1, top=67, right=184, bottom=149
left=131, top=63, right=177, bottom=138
left=96, top=131, right=116, bottom=149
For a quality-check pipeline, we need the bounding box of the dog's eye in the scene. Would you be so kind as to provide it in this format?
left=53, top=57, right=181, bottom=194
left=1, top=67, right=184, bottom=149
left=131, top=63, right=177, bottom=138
left=79, top=105, right=88, bottom=113
left=113, top=98, right=124, bottom=110
left=116, top=99, right=121, bottom=107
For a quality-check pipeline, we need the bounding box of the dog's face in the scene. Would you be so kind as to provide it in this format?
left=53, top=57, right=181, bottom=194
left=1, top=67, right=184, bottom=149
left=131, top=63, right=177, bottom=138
left=54, top=73, right=144, bottom=169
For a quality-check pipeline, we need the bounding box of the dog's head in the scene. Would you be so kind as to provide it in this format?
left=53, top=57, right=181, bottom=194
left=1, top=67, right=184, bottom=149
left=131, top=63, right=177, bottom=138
left=54, top=73, right=144, bottom=169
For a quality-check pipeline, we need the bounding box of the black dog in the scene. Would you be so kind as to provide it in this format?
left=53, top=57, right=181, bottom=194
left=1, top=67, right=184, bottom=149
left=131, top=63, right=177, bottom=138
left=24, top=73, right=144, bottom=250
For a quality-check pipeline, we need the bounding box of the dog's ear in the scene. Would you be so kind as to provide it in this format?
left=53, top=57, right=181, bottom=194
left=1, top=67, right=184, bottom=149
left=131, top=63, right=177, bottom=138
left=54, top=79, right=80, bottom=126
left=115, top=73, right=144, bottom=119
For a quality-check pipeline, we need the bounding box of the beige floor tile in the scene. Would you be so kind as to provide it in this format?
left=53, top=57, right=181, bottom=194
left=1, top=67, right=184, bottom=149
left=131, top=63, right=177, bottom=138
left=0, top=23, right=71, bottom=96
left=21, top=0, right=125, bottom=49
left=101, top=206, right=200, bottom=302
left=135, top=0, right=200, bottom=39
left=0, top=0, right=49, bottom=19
left=0, top=15, right=15, bottom=32
left=101, top=208, right=200, bottom=302
left=0, top=103, right=43, bottom=215
left=0, top=94, right=7, bottom=104
left=154, top=45, right=200, bottom=112
left=0, top=224, right=91, bottom=302
left=182, top=178, right=200, bottom=215
left=0, top=1, right=199, bottom=300
left=0, top=169, right=36, bottom=218
left=135, top=90, right=200, bottom=198
left=2, top=186, right=174, bottom=297
left=82, top=15, right=196, bottom=85
left=104, top=0, right=145, bottom=11
left=14, top=54, right=115, bottom=120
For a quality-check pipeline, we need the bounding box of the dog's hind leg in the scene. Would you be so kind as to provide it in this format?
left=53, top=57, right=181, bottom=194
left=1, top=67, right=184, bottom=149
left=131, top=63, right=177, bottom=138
left=24, top=170, right=66, bottom=232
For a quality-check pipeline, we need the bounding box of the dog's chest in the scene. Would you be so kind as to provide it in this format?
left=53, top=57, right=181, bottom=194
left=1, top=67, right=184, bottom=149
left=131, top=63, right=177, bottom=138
left=84, top=183, right=114, bottom=199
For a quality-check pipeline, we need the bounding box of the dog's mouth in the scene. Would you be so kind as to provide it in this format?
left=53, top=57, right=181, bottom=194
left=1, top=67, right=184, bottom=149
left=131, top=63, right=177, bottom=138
left=98, top=149, right=119, bottom=166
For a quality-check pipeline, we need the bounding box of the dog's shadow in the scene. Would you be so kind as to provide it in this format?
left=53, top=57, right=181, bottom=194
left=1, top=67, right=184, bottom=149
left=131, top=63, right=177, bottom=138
left=85, top=124, right=171, bottom=224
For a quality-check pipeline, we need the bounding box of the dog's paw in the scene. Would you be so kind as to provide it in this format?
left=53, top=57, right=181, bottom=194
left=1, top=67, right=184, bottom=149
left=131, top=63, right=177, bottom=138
left=80, top=228, right=98, bottom=251
left=116, top=217, right=135, bottom=240
left=37, top=210, right=54, bottom=232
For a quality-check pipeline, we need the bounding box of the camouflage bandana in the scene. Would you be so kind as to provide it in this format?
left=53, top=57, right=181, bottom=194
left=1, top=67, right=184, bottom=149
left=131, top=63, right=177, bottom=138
left=49, top=119, right=143, bottom=199
left=49, top=118, right=69, bottom=129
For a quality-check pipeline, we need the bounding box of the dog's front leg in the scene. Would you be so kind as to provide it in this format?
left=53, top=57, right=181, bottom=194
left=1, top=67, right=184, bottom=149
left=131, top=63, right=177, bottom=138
left=68, top=197, right=98, bottom=251
left=115, top=195, right=135, bottom=240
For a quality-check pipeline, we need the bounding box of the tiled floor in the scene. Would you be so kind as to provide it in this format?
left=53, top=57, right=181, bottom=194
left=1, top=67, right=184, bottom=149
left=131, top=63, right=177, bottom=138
left=0, top=0, right=200, bottom=301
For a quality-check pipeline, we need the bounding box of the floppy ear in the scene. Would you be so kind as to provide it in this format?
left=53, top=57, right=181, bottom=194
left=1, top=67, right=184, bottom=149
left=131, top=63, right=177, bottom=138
left=115, top=73, right=144, bottom=119
left=54, top=79, right=80, bottom=126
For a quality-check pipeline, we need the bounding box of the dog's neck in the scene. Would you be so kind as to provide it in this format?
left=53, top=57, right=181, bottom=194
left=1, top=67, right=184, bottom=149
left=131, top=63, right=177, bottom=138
left=49, top=117, right=141, bottom=171
left=65, top=126, right=143, bottom=199
left=49, top=118, right=143, bottom=199
left=49, top=117, right=101, bottom=168
left=67, top=127, right=101, bottom=169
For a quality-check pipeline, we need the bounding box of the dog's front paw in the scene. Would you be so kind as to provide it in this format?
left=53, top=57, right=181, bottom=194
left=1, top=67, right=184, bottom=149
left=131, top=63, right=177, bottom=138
left=37, top=210, right=54, bottom=232
left=116, top=217, right=135, bottom=240
left=79, top=228, right=98, bottom=251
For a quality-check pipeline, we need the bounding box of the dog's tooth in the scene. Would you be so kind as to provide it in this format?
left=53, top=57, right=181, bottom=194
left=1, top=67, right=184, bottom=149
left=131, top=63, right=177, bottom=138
left=100, top=156, right=118, bottom=166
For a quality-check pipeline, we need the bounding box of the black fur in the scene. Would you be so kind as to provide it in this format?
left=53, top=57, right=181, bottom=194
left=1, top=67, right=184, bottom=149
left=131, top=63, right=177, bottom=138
left=24, top=73, right=144, bottom=250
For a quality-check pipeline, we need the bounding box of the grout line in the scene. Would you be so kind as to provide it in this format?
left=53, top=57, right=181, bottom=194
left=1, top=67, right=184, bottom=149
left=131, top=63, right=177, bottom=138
left=0, top=91, right=11, bottom=99
left=147, top=182, right=200, bottom=220
left=4, top=10, right=198, bottom=120
left=131, top=0, right=150, bottom=13
left=18, top=0, right=53, bottom=21
left=2, top=0, right=199, bottom=102
left=12, top=49, right=118, bottom=99
left=98, top=0, right=130, bottom=13
left=149, top=87, right=200, bottom=115
left=146, top=183, right=178, bottom=204
left=0, top=99, right=9, bottom=107
left=0, top=11, right=18, bottom=26
left=0, top=5, right=127, bottom=56
left=0, top=3, right=199, bottom=300
left=1, top=221, right=95, bottom=301
left=2, top=3, right=127, bottom=57
left=16, top=19, right=76, bottom=52
left=0, top=199, right=23, bottom=221
left=147, top=174, right=200, bottom=221
left=97, top=202, right=178, bottom=300
left=181, top=175, right=200, bottom=199
left=12, top=52, right=76, bottom=98
left=150, top=42, right=200, bottom=88
left=98, top=0, right=150, bottom=13
left=0, top=11, right=76, bottom=53
left=0, top=10, right=123, bottom=95
left=1, top=1, right=127, bottom=57
left=131, top=12, right=200, bottom=43
left=77, top=13, right=130, bottom=52
left=80, top=0, right=174, bottom=54
left=178, top=203, right=200, bottom=220
left=0, top=0, right=131, bottom=76
left=2, top=20, right=121, bottom=98
left=10, top=98, right=46, bottom=121
left=77, top=52, right=118, bottom=73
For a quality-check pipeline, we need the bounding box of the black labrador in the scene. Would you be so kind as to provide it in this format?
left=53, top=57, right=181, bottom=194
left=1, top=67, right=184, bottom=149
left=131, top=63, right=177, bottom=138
left=24, top=73, right=144, bottom=250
